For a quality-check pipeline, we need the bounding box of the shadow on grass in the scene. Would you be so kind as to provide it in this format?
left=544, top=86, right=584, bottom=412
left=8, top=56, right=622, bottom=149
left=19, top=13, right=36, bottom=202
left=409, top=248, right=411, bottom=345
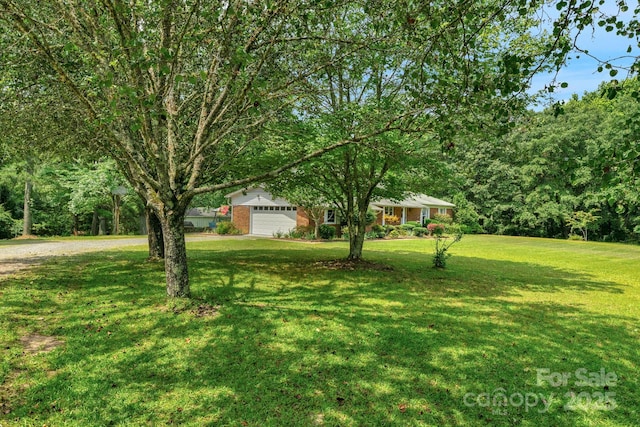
left=0, top=246, right=637, bottom=426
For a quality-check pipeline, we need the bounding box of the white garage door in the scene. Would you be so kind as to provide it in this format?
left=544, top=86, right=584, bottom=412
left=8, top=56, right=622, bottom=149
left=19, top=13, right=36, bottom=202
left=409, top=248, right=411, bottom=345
left=251, top=206, right=297, bottom=236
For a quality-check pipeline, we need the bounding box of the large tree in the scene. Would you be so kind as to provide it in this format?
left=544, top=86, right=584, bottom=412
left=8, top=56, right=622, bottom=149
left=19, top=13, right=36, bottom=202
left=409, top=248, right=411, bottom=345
left=2, top=0, right=635, bottom=296
left=1, top=1, right=367, bottom=297
left=267, top=0, right=557, bottom=260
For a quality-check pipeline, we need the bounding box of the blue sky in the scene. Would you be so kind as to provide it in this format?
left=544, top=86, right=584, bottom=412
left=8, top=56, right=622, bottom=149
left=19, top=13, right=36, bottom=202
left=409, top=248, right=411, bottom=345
left=529, top=5, right=637, bottom=109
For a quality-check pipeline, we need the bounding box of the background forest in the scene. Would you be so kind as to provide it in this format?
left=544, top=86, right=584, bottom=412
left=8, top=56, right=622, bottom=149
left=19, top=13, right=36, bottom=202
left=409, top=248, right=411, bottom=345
left=447, top=78, right=640, bottom=242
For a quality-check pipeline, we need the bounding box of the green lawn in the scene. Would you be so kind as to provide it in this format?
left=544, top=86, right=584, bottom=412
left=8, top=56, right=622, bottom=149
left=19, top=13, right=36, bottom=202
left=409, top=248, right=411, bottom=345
left=1, top=235, right=638, bottom=426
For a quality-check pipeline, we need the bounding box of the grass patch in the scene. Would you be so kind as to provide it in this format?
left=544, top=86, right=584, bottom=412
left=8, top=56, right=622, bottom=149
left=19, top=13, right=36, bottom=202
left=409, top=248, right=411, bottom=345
left=1, top=236, right=638, bottom=426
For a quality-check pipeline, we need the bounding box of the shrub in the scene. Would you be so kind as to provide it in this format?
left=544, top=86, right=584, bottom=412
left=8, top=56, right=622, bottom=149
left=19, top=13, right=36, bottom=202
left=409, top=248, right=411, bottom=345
left=459, top=224, right=484, bottom=234
left=399, top=223, right=416, bottom=231
left=406, top=221, right=421, bottom=227
left=318, top=224, right=336, bottom=240
left=388, top=229, right=400, bottom=239
left=568, top=233, right=583, bottom=241
left=288, top=225, right=313, bottom=239
left=384, top=225, right=396, bottom=234
left=445, top=223, right=464, bottom=235
left=433, top=213, right=453, bottom=224
left=384, top=214, right=400, bottom=225
left=422, top=219, right=432, bottom=227
left=286, top=229, right=302, bottom=239
left=216, top=221, right=240, bottom=235
left=427, top=223, right=445, bottom=236
left=365, top=231, right=379, bottom=239
left=371, top=224, right=385, bottom=238
left=433, top=233, right=463, bottom=268
left=413, top=227, right=428, bottom=237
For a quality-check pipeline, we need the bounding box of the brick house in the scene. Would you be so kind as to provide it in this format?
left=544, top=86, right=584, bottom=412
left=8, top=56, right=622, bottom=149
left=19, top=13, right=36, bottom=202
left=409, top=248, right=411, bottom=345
left=226, top=187, right=454, bottom=236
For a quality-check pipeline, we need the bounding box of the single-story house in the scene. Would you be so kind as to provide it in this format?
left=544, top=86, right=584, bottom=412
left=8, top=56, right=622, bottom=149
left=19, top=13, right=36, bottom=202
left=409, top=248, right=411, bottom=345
left=226, top=187, right=454, bottom=236
left=185, top=206, right=231, bottom=228
left=371, top=195, right=455, bottom=226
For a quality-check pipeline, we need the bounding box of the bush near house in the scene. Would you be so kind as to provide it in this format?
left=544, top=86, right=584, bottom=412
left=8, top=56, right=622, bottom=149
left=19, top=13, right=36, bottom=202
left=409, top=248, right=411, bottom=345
left=399, top=223, right=416, bottom=232
left=371, top=224, right=385, bottom=239
left=384, top=214, right=400, bottom=225
left=413, top=227, right=428, bottom=237
left=427, top=223, right=446, bottom=236
left=216, top=221, right=240, bottom=235
left=318, top=224, right=336, bottom=240
left=433, top=213, right=453, bottom=224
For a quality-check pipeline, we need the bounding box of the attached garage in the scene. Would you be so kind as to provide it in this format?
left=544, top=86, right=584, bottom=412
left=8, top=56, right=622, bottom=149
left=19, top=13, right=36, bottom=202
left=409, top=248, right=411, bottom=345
left=250, top=206, right=297, bottom=236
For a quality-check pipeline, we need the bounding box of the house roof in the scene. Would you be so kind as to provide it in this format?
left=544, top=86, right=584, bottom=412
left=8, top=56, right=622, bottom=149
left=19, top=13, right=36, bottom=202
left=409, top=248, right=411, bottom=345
left=225, top=187, right=454, bottom=209
left=372, top=194, right=455, bottom=209
left=185, top=207, right=227, bottom=217
left=224, top=188, right=251, bottom=199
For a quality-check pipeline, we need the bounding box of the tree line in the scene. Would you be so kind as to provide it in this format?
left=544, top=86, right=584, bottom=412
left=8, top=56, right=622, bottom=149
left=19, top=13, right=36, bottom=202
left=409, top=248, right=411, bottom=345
left=448, top=79, right=640, bottom=242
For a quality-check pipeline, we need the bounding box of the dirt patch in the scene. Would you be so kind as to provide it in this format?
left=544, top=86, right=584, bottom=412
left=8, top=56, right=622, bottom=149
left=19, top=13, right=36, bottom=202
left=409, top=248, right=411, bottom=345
left=20, top=334, right=64, bottom=354
left=315, top=259, right=394, bottom=271
left=0, top=259, right=43, bottom=277
left=0, top=370, right=22, bottom=416
left=191, top=304, right=220, bottom=317
left=13, top=235, right=42, bottom=240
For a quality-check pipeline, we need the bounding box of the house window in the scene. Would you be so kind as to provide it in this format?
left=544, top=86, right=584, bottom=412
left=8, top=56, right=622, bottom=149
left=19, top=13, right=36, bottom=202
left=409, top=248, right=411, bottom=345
left=438, top=208, right=448, bottom=215
left=325, top=209, right=337, bottom=224
left=384, top=206, right=394, bottom=216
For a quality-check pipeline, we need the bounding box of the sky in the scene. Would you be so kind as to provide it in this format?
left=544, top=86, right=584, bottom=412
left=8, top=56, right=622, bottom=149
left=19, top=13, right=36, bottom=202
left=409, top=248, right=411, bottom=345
left=528, top=4, right=637, bottom=109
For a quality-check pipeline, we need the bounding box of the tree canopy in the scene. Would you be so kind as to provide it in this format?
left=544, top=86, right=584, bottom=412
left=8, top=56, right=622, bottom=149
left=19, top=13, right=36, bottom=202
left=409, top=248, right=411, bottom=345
left=448, top=78, right=640, bottom=241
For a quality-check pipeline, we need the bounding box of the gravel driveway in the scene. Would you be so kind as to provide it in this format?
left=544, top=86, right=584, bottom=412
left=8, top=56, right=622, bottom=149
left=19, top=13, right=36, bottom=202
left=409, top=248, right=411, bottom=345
left=0, top=235, right=248, bottom=277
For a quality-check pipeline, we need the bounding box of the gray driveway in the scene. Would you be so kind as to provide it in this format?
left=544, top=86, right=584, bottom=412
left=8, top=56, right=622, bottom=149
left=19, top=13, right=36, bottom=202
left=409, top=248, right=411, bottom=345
left=0, top=235, right=252, bottom=276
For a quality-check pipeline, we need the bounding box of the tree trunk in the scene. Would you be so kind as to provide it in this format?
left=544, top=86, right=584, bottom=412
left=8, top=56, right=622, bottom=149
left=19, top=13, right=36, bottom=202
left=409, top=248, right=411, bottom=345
left=112, top=194, right=121, bottom=235
left=159, top=210, right=190, bottom=298
left=22, top=179, right=33, bottom=236
left=347, top=208, right=367, bottom=261
left=146, top=207, right=165, bottom=260
left=22, top=157, right=35, bottom=237
left=91, top=209, right=100, bottom=236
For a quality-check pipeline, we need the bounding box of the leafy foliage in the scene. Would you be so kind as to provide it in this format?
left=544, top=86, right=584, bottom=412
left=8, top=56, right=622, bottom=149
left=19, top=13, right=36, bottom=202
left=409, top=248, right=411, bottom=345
left=448, top=79, right=640, bottom=242
left=216, top=221, right=240, bottom=236
left=0, top=204, right=14, bottom=239
left=318, top=224, right=336, bottom=240
left=432, top=233, right=463, bottom=268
